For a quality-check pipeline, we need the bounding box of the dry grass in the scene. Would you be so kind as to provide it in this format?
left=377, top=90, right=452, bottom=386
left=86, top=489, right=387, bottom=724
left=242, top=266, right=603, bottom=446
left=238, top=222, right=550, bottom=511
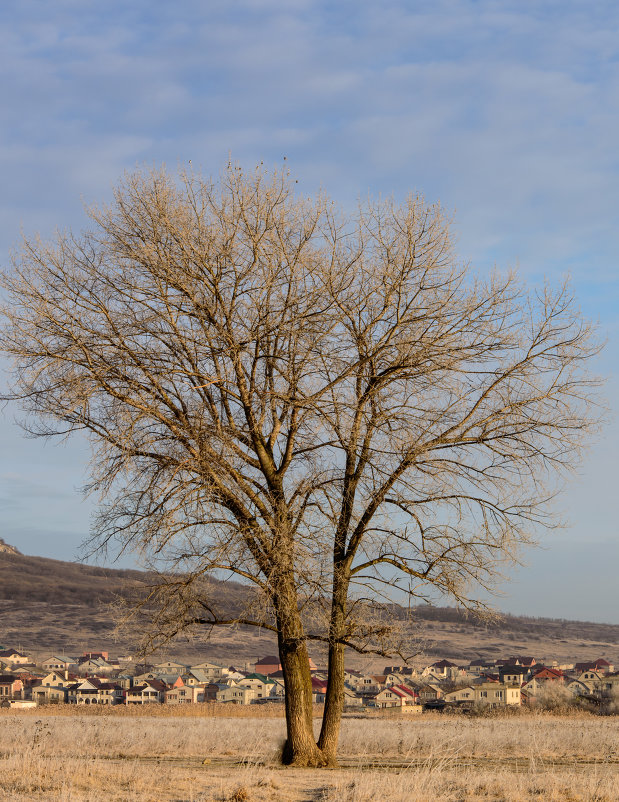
left=0, top=702, right=291, bottom=718
left=0, top=711, right=617, bottom=801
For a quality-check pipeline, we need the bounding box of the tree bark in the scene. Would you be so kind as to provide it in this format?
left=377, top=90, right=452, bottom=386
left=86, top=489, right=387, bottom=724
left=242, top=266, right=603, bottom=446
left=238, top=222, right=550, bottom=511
left=274, top=569, right=328, bottom=767
left=317, top=639, right=345, bottom=764
left=278, top=632, right=327, bottom=766
left=316, top=575, right=348, bottom=765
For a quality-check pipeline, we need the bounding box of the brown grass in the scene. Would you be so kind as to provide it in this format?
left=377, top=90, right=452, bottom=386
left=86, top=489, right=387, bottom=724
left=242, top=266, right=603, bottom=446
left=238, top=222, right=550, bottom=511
left=0, top=711, right=617, bottom=801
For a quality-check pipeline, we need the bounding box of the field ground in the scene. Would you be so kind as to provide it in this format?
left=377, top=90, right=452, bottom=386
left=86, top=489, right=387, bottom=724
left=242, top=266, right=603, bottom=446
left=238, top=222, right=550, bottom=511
left=1, top=708, right=617, bottom=801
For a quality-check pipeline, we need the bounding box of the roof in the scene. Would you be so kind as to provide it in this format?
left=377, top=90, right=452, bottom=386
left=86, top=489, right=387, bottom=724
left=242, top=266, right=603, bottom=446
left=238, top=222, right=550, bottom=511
left=504, top=656, right=536, bottom=666
left=185, top=669, right=211, bottom=683
left=243, top=672, right=270, bottom=682
left=255, top=656, right=280, bottom=665
left=394, top=684, right=418, bottom=697
left=265, top=669, right=285, bottom=679
left=575, top=659, right=612, bottom=671
left=532, top=667, right=564, bottom=678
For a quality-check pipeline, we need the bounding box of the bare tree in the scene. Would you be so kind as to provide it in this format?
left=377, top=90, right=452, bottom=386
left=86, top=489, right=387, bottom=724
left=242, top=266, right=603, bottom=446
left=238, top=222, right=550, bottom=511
left=0, top=163, right=601, bottom=765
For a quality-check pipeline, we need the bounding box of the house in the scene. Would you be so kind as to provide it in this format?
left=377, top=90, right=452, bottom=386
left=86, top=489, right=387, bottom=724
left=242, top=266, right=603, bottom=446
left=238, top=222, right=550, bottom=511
left=416, top=683, right=443, bottom=702
left=574, top=658, right=614, bottom=675
left=126, top=679, right=167, bottom=704
left=443, top=685, right=476, bottom=704
left=0, top=649, right=29, bottom=665
left=31, top=683, right=69, bottom=704
left=77, top=657, right=115, bottom=675
left=576, top=670, right=605, bottom=689
left=92, top=681, right=124, bottom=705
left=310, top=676, right=328, bottom=703
left=113, top=675, right=135, bottom=691
left=344, top=670, right=382, bottom=693
left=424, top=660, right=459, bottom=680
left=254, top=656, right=281, bottom=675
left=476, top=682, right=521, bottom=707
left=189, top=661, right=226, bottom=679
left=567, top=679, right=594, bottom=698
left=343, top=688, right=364, bottom=707
left=41, top=656, right=75, bottom=672
left=67, top=678, right=123, bottom=705
left=222, top=668, right=247, bottom=682
left=521, top=677, right=544, bottom=697
left=254, top=655, right=317, bottom=676
left=383, top=665, right=416, bottom=676
left=164, top=683, right=205, bottom=704
left=373, top=685, right=419, bottom=709
left=0, top=674, right=24, bottom=700
left=444, top=682, right=521, bottom=707
left=531, top=667, right=564, bottom=682
left=383, top=672, right=406, bottom=687
left=81, top=651, right=109, bottom=662
left=476, top=672, right=500, bottom=684
left=202, top=682, right=221, bottom=702
left=39, top=670, right=77, bottom=688
left=182, top=669, right=213, bottom=686
left=499, top=665, right=530, bottom=684
left=216, top=685, right=255, bottom=704
left=238, top=673, right=284, bottom=701
left=573, top=671, right=619, bottom=700
left=498, top=656, right=536, bottom=669
left=154, top=660, right=189, bottom=673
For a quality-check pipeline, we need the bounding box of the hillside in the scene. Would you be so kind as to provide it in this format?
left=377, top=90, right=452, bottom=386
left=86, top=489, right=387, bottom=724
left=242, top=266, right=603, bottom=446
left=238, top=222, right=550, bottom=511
left=1, top=548, right=617, bottom=666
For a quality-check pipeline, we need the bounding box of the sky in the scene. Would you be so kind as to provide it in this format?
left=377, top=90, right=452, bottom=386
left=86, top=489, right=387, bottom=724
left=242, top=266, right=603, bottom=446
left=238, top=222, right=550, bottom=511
left=0, top=0, right=618, bottom=623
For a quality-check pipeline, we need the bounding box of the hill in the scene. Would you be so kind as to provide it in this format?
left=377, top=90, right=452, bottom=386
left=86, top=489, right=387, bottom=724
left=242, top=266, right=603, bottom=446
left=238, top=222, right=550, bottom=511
left=0, top=548, right=617, bottom=666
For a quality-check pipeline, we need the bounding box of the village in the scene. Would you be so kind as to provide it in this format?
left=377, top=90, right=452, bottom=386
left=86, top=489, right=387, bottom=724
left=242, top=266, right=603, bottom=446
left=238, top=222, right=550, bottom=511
left=1, top=646, right=617, bottom=712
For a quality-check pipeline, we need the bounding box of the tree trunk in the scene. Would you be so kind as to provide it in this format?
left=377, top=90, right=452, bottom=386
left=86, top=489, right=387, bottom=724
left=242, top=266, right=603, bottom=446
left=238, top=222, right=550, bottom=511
left=278, top=631, right=327, bottom=766
left=317, top=574, right=348, bottom=765
left=317, top=639, right=345, bottom=764
left=273, top=568, right=329, bottom=767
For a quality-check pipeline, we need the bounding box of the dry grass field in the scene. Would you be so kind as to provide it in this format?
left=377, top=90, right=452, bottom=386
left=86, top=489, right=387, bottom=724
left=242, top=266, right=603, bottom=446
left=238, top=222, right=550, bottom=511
left=0, top=708, right=617, bottom=801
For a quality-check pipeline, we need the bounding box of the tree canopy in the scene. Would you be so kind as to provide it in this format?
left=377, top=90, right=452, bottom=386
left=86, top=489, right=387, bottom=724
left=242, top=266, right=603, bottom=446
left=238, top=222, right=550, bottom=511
left=0, top=163, right=602, bottom=765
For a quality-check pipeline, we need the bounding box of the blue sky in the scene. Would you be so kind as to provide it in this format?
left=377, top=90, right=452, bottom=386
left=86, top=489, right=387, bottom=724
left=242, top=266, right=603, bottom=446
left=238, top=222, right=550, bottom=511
left=1, top=0, right=618, bottom=622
